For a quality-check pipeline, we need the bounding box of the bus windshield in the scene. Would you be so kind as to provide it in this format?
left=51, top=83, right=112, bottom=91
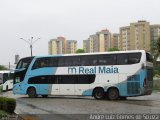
left=16, top=57, right=34, bottom=69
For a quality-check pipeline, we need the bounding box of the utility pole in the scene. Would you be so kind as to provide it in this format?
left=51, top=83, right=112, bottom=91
left=20, top=37, right=40, bottom=56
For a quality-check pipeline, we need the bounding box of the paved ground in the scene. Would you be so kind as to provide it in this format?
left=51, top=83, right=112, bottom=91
left=1, top=91, right=160, bottom=120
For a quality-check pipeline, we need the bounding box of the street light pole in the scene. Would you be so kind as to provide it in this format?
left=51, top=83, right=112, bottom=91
left=20, top=37, right=40, bottom=56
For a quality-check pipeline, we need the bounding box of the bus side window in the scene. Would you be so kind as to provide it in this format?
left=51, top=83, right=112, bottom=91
left=65, top=57, right=73, bottom=66
left=98, top=54, right=116, bottom=65
left=117, top=54, right=128, bottom=65
left=72, top=56, right=81, bottom=66
left=58, top=57, right=65, bottom=67
left=81, top=56, right=87, bottom=66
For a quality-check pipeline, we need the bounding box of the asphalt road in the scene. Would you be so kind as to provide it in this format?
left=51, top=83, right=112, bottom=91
left=1, top=91, right=160, bottom=120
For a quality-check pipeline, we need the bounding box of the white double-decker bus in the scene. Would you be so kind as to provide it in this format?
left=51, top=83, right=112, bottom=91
left=13, top=50, right=153, bottom=100
left=0, top=70, right=14, bottom=91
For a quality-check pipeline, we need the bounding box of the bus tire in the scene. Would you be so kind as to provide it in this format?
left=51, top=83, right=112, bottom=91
left=41, top=95, right=48, bottom=98
left=107, top=87, right=119, bottom=100
left=93, top=88, right=105, bottom=100
left=27, top=87, right=37, bottom=98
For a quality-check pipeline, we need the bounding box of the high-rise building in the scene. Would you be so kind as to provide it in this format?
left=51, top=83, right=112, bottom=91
left=130, top=21, right=150, bottom=51
left=120, top=26, right=130, bottom=50
left=48, top=37, right=77, bottom=54
left=112, top=33, right=120, bottom=49
left=120, top=20, right=150, bottom=51
left=48, top=37, right=66, bottom=54
left=66, top=40, right=77, bottom=54
left=83, top=39, right=90, bottom=53
left=83, top=29, right=112, bottom=52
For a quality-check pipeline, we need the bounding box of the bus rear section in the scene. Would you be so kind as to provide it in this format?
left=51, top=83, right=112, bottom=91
left=141, top=52, right=153, bottom=95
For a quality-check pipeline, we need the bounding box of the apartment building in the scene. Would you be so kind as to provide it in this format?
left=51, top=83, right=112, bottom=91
left=120, top=20, right=150, bottom=51
left=83, top=39, right=90, bottom=53
left=48, top=37, right=66, bottom=54
left=83, top=29, right=112, bottom=52
left=119, top=26, right=130, bottom=50
left=66, top=40, right=77, bottom=54
left=112, top=33, right=120, bottom=49
left=48, top=37, right=77, bottom=54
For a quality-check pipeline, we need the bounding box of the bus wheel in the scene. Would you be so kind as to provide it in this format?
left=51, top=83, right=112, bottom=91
left=27, top=87, right=37, bottom=98
left=41, top=95, right=48, bottom=98
left=107, top=88, right=119, bottom=100
left=93, top=88, right=105, bottom=100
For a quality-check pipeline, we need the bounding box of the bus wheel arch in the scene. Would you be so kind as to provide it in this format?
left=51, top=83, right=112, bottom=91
left=92, top=87, right=105, bottom=100
left=107, top=87, right=119, bottom=100
left=27, top=87, right=38, bottom=98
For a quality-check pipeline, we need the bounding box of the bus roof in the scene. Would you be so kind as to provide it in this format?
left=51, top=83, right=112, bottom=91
left=34, top=50, right=146, bottom=58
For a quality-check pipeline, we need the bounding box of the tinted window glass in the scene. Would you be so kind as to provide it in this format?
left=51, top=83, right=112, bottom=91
left=3, top=73, right=9, bottom=83
left=32, top=57, right=58, bottom=69
left=146, top=53, right=153, bottom=62
left=81, top=55, right=98, bottom=66
left=77, top=75, right=95, bottom=84
left=65, top=57, right=73, bottom=66
left=59, top=75, right=75, bottom=84
left=81, top=56, right=88, bottom=66
left=117, top=54, right=128, bottom=65
left=28, top=75, right=95, bottom=84
left=50, top=57, right=58, bottom=67
left=128, top=53, right=141, bottom=64
left=58, top=57, right=65, bottom=67
left=88, top=55, right=98, bottom=65
left=72, top=56, right=81, bottom=66
left=117, top=53, right=141, bottom=65
left=16, top=57, right=33, bottom=69
left=98, top=54, right=117, bottom=65
left=32, top=58, right=47, bottom=69
left=28, top=76, right=56, bottom=84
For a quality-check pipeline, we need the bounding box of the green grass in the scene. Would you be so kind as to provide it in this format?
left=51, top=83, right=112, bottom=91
left=0, top=110, right=8, bottom=119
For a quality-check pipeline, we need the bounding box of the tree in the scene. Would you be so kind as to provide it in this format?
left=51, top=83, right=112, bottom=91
left=76, top=49, right=85, bottom=53
left=108, top=48, right=120, bottom=52
left=0, top=65, right=8, bottom=70
left=152, top=37, right=160, bottom=63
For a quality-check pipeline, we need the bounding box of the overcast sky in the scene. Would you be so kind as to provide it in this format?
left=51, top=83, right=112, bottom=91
left=0, top=0, right=160, bottom=65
